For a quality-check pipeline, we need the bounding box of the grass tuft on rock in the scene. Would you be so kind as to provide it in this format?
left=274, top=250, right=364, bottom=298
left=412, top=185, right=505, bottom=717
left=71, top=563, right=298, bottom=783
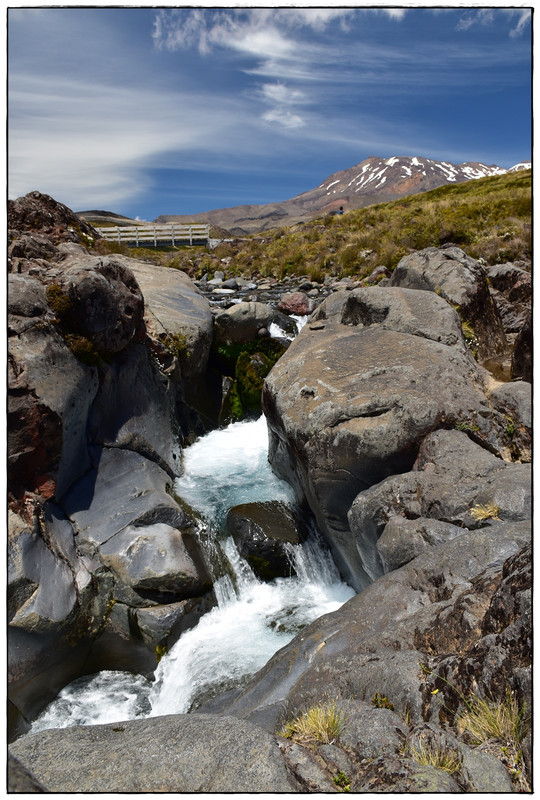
left=409, top=740, right=462, bottom=775
left=279, top=701, right=346, bottom=746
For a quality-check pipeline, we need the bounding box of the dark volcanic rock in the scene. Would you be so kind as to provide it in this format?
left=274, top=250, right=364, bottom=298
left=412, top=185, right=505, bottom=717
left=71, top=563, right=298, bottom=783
left=226, top=501, right=304, bottom=580
left=485, top=261, right=532, bottom=334
left=7, top=194, right=218, bottom=737
left=53, top=257, right=145, bottom=354
left=8, top=322, right=99, bottom=503
left=212, top=533, right=530, bottom=789
left=8, top=191, right=97, bottom=245
left=511, top=311, right=532, bottom=382
left=348, top=429, right=531, bottom=580
left=214, top=301, right=295, bottom=346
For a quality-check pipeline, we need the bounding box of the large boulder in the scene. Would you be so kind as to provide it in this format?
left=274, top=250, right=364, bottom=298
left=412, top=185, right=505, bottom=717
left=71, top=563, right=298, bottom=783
left=348, top=429, right=531, bottom=580
left=9, top=713, right=297, bottom=793
left=8, top=319, right=99, bottom=503
left=8, top=506, right=112, bottom=734
left=389, top=244, right=507, bottom=361
left=485, top=261, right=532, bottom=334
left=118, top=255, right=213, bottom=378
left=49, top=258, right=145, bottom=354
left=87, top=342, right=183, bottom=476
left=263, top=286, right=512, bottom=590
left=214, top=301, right=295, bottom=346
left=8, top=190, right=98, bottom=246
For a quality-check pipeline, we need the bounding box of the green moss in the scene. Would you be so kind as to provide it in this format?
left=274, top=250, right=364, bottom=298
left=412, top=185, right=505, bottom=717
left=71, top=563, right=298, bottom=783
left=219, top=379, right=244, bottom=424
left=46, top=283, right=73, bottom=317
left=235, top=351, right=272, bottom=410
left=333, top=771, right=351, bottom=792
left=454, top=420, right=481, bottom=434
left=64, top=333, right=104, bottom=366
left=155, top=642, right=168, bottom=663
left=212, top=337, right=287, bottom=376
left=160, top=330, right=190, bottom=361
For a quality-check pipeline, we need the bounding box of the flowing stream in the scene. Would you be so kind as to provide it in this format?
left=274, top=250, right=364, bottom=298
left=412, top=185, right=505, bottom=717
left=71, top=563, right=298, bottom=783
left=32, top=415, right=354, bottom=733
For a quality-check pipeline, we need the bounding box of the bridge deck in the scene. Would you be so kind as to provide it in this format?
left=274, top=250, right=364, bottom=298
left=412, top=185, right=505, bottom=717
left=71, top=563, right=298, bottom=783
left=96, top=224, right=210, bottom=247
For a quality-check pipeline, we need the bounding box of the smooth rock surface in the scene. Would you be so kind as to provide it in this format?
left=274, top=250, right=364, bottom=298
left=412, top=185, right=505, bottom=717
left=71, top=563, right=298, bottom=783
left=263, top=288, right=510, bottom=590
left=389, top=244, right=507, bottom=360
left=9, top=714, right=297, bottom=793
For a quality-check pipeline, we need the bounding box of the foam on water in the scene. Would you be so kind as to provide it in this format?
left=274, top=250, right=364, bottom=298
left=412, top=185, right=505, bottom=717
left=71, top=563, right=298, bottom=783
left=174, top=415, right=295, bottom=528
left=31, top=416, right=354, bottom=732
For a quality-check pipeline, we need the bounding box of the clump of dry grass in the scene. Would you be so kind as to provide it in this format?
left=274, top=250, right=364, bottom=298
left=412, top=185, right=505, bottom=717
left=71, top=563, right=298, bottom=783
left=468, top=503, right=501, bottom=522
left=409, top=740, right=462, bottom=775
left=456, top=690, right=530, bottom=791
left=279, top=701, right=346, bottom=746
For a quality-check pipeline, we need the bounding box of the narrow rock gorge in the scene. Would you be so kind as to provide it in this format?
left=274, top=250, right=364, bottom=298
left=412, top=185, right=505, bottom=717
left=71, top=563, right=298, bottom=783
left=8, top=192, right=531, bottom=793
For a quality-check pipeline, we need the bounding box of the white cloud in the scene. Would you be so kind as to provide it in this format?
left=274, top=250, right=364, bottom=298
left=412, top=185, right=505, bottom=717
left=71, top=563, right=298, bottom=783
left=382, top=9, right=407, bottom=22
left=457, top=8, right=531, bottom=37
left=509, top=9, right=532, bottom=38
left=261, top=109, right=305, bottom=129
left=261, top=83, right=306, bottom=105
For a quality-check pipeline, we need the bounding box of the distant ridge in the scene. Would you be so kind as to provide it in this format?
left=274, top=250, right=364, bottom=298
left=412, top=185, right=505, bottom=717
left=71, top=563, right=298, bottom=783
left=79, top=156, right=531, bottom=236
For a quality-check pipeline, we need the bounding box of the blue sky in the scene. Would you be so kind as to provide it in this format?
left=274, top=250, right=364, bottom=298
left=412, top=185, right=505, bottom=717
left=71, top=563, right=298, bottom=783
left=8, top=5, right=532, bottom=221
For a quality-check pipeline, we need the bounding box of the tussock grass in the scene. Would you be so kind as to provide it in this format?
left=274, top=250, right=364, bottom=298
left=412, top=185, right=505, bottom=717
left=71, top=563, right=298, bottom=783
left=456, top=690, right=529, bottom=748
left=93, top=170, right=531, bottom=281
left=456, top=690, right=530, bottom=791
left=279, top=701, right=346, bottom=746
left=409, top=740, right=462, bottom=775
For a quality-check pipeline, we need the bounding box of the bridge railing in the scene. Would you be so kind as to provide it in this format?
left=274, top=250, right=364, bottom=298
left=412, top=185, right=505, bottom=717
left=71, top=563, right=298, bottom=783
left=95, top=224, right=210, bottom=247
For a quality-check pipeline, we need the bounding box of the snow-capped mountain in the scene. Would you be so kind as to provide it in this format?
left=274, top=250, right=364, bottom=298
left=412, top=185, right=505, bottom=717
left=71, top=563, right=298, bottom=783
left=150, top=155, right=531, bottom=235
left=305, top=156, right=522, bottom=208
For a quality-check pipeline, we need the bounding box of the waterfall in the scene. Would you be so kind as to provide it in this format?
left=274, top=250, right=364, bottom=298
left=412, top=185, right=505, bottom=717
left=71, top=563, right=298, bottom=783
left=31, top=416, right=354, bottom=733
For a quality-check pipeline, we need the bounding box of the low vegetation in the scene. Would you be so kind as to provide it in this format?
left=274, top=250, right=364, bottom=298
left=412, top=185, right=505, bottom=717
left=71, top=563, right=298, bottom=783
left=468, top=502, right=501, bottom=522
left=94, top=170, right=530, bottom=283
left=456, top=690, right=530, bottom=792
left=279, top=701, right=346, bottom=746
left=419, top=664, right=530, bottom=791
left=408, top=739, right=462, bottom=775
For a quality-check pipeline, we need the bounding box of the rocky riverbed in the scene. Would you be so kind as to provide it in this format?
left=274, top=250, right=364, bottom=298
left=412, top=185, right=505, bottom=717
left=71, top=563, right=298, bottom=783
left=8, top=191, right=531, bottom=792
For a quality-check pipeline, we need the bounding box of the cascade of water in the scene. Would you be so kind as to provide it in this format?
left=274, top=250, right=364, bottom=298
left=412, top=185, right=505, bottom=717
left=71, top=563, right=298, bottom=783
left=31, top=416, right=354, bottom=732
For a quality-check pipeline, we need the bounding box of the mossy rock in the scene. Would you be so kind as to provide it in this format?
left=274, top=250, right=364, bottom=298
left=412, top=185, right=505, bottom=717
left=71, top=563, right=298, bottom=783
left=219, top=378, right=244, bottom=425
left=235, top=351, right=273, bottom=410
left=211, top=336, right=287, bottom=377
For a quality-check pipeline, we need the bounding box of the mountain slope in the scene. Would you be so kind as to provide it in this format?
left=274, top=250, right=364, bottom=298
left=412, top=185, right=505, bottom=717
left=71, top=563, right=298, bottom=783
left=154, top=156, right=530, bottom=235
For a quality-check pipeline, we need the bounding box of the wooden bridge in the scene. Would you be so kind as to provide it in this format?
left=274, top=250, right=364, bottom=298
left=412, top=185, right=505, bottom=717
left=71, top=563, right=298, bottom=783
left=95, top=223, right=210, bottom=247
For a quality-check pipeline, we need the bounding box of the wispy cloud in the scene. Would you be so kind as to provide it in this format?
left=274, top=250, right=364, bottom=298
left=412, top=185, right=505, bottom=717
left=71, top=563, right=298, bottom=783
left=151, top=8, right=406, bottom=131
left=457, top=7, right=531, bottom=37
left=8, top=73, right=256, bottom=207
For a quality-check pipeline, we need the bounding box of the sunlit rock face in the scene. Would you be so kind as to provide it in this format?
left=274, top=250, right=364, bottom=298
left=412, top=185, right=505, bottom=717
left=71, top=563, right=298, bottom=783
left=263, top=285, right=515, bottom=591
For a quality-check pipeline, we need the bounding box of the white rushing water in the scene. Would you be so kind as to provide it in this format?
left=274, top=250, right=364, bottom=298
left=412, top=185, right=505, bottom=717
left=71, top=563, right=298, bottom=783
left=269, top=313, right=308, bottom=341
left=32, top=415, right=354, bottom=732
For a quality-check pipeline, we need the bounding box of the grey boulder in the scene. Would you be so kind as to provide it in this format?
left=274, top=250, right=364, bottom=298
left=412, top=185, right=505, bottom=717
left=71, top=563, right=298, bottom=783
left=9, top=713, right=297, bottom=793
left=389, top=244, right=507, bottom=360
